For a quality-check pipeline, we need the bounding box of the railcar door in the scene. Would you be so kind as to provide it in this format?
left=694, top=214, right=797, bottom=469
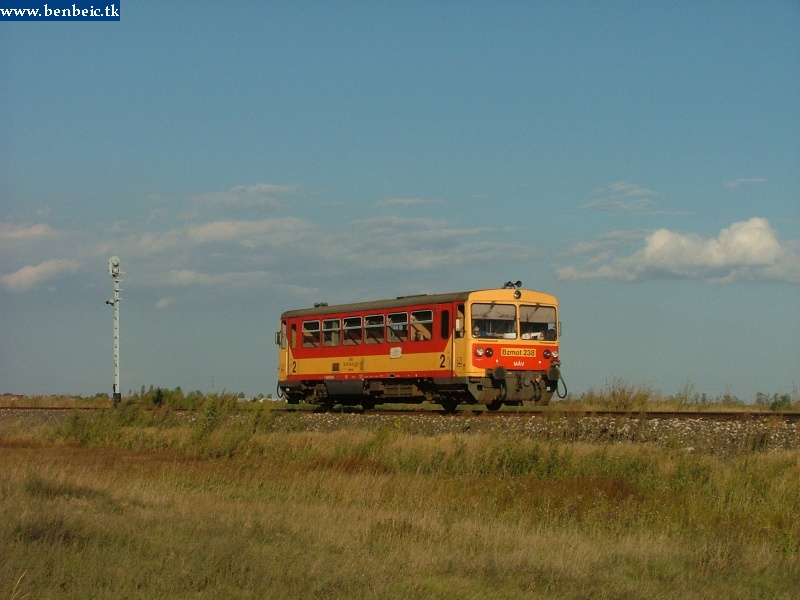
left=277, top=320, right=289, bottom=382
left=450, top=302, right=467, bottom=377
left=437, top=306, right=452, bottom=374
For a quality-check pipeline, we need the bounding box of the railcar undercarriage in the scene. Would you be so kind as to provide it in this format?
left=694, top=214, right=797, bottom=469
left=280, top=369, right=560, bottom=411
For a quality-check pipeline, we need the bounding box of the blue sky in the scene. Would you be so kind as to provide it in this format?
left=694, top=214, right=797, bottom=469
left=2, top=1, right=799, bottom=400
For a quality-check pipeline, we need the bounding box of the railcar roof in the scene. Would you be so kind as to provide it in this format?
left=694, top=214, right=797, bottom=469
left=279, top=288, right=556, bottom=319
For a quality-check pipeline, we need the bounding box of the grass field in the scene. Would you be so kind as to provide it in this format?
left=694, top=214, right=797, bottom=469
left=1, top=401, right=798, bottom=599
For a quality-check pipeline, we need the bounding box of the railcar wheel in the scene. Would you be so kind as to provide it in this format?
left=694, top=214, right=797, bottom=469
left=439, top=400, right=458, bottom=414
left=486, top=400, right=502, bottom=411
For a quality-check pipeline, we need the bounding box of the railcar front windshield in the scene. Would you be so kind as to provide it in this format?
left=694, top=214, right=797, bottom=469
left=471, top=303, right=517, bottom=339
left=520, top=304, right=557, bottom=340
left=470, top=302, right=557, bottom=341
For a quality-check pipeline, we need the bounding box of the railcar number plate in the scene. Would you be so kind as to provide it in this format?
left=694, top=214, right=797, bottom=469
left=501, top=348, right=536, bottom=357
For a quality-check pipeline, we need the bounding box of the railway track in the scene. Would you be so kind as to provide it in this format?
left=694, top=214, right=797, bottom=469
left=350, top=408, right=800, bottom=422
left=2, top=404, right=799, bottom=422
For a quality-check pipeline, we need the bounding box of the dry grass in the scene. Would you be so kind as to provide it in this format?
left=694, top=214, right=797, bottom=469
left=1, top=407, right=799, bottom=599
left=0, top=395, right=113, bottom=409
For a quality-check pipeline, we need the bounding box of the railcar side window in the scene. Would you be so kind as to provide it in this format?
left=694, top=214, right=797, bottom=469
left=441, top=309, right=450, bottom=339
left=387, top=312, right=408, bottom=343
left=471, top=303, right=517, bottom=339
left=520, top=305, right=557, bottom=340
left=365, top=314, right=385, bottom=344
left=322, top=318, right=340, bottom=347
left=410, top=310, right=433, bottom=341
left=343, top=316, right=362, bottom=346
left=302, top=320, right=321, bottom=348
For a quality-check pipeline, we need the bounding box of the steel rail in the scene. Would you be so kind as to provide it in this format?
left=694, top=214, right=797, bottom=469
left=1, top=405, right=798, bottom=422
left=364, top=408, right=800, bottom=422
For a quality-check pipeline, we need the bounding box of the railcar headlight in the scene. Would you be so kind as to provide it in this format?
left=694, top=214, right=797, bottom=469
left=543, top=350, right=552, bottom=359
left=475, top=347, right=485, bottom=357
left=485, top=347, right=493, bottom=357
left=552, top=351, right=559, bottom=359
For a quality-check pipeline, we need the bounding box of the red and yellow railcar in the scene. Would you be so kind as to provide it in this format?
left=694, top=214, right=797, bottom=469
left=275, top=284, right=563, bottom=410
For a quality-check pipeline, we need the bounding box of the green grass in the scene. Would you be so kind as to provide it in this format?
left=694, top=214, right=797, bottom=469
left=1, top=405, right=798, bottom=599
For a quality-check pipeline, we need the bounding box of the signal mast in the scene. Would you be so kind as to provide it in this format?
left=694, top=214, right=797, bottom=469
left=106, top=256, right=122, bottom=404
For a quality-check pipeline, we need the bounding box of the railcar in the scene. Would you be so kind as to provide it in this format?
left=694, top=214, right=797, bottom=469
left=275, top=283, right=563, bottom=411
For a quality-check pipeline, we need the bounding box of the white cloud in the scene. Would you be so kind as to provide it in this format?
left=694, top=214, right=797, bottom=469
left=1, top=259, right=80, bottom=292
left=188, top=183, right=297, bottom=209
left=317, top=215, right=522, bottom=272
left=584, top=182, right=662, bottom=213
left=725, top=178, right=766, bottom=189
left=557, top=218, right=800, bottom=284
left=168, top=269, right=271, bottom=287
left=133, top=230, right=185, bottom=255
left=584, top=198, right=656, bottom=212
left=110, top=212, right=538, bottom=291
left=185, top=217, right=314, bottom=246
left=0, top=223, right=55, bottom=240
left=375, top=197, right=433, bottom=208
left=0, top=192, right=542, bottom=297
left=155, top=297, right=174, bottom=309
left=608, top=182, right=658, bottom=197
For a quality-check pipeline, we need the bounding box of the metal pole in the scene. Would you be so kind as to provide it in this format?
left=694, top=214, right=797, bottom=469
left=113, top=273, right=120, bottom=401
left=108, top=257, right=122, bottom=404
